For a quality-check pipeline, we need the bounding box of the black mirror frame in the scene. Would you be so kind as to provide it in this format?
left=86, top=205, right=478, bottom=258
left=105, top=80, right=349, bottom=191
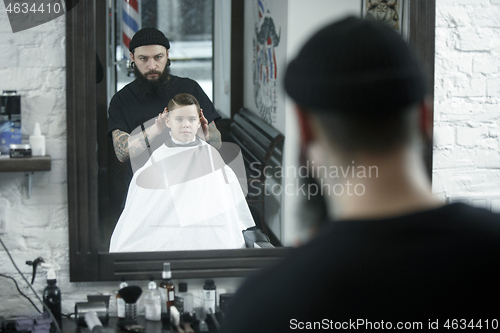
left=67, top=1, right=434, bottom=282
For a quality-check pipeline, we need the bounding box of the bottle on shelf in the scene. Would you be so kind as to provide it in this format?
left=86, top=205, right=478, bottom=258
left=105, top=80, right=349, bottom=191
left=203, top=279, right=217, bottom=314
left=159, top=262, right=175, bottom=314
left=29, top=122, right=45, bottom=156
left=42, top=265, right=62, bottom=330
left=175, top=282, right=194, bottom=314
left=144, top=276, right=162, bottom=321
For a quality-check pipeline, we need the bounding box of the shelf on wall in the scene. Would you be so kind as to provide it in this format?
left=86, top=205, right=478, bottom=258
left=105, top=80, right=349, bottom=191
left=0, top=155, right=52, bottom=198
left=0, top=155, right=51, bottom=172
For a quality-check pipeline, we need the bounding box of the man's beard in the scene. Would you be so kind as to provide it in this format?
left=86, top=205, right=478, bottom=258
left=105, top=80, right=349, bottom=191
left=134, top=65, right=171, bottom=96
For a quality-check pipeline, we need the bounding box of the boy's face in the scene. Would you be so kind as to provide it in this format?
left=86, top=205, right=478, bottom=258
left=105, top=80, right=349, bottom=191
left=165, top=105, right=201, bottom=142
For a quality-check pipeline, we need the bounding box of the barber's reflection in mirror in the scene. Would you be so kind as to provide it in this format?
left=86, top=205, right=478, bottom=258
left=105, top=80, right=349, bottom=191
left=109, top=94, right=255, bottom=252
left=107, top=27, right=222, bottom=205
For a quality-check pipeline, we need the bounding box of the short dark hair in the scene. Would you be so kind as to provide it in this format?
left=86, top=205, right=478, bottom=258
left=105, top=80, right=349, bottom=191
left=284, top=17, right=426, bottom=118
left=284, top=16, right=427, bottom=155
left=167, top=93, right=201, bottom=115
left=310, top=104, right=420, bottom=155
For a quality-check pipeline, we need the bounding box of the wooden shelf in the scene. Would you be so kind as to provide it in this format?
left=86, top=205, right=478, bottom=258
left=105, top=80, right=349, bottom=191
left=0, top=155, right=51, bottom=172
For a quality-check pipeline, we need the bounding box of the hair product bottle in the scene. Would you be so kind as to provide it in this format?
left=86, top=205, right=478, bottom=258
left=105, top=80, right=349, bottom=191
left=0, top=91, right=21, bottom=154
left=175, top=282, right=194, bottom=314
left=43, top=268, right=62, bottom=329
left=203, top=279, right=216, bottom=313
left=159, top=263, right=175, bottom=314
left=116, top=277, right=128, bottom=319
left=29, top=122, right=45, bottom=156
left=144, top=276, right=161, bottom=321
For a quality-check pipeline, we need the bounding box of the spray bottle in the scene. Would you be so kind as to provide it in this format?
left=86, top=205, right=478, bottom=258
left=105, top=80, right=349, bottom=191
left=41, top=261, right=62, bottom=329
left=159, top=263, right=175, bottom=314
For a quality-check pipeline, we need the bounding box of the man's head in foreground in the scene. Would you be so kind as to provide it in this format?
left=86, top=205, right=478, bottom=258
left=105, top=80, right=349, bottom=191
left=165, top=93, right=202, bottom=142
left=285, top=16, right=440, bottom=221
left=129, top=27, right=171, bottom=94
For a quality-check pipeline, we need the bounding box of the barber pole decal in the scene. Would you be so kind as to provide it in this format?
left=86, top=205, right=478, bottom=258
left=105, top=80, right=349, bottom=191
left=122, top=0, right=141, bottom=60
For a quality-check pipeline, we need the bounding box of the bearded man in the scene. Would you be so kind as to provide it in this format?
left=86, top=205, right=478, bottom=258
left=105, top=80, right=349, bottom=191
left=107, top=27, right=221, bottom=185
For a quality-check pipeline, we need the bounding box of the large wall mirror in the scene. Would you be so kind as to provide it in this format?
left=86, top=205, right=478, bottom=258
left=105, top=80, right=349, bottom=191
left=67, top=0, right=435, bottom=282
left=99, top=0, right=216, bottom=253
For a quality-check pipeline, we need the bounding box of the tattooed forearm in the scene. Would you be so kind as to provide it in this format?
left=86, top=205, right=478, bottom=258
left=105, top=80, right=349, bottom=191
left=113, top=124, right=162, bottom=162
left=112, top=127, right=155, bottom=162
left=112, top=129, right=131, bottom=162
left=207, top=121, right=222, bottom=149
left=128, top=132, right=149, bottom=158
left=113, top=121, right=164, bottom=162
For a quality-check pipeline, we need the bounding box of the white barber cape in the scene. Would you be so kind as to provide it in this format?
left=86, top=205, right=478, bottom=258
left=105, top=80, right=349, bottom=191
left=109, top=137, right=255, bottom=252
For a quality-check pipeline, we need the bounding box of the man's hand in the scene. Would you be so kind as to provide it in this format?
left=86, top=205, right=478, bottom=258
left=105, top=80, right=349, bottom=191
left=207, top=121, right=222, bottom=149
left=156, top=109, right=168, bottom=133
left=197, top=109, right=222, bottom=148
left=200, top=109, right=210, bottom=140
left=197, top=110, right=221, bottom=149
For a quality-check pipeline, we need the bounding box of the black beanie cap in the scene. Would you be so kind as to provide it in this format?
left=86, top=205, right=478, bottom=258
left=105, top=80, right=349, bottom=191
left=284, top=16, right=427, bottom=118
left=129, top=27, right=170, bottom=52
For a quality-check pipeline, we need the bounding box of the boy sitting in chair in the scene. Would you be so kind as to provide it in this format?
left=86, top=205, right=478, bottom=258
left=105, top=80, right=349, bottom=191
left=109, top=94, right=255, bottom=252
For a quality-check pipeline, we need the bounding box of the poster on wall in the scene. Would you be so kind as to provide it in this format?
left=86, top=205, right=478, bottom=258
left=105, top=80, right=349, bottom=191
left=253, top=0, right=281, bottom=125
left=362, top=0, right=404, bottom=33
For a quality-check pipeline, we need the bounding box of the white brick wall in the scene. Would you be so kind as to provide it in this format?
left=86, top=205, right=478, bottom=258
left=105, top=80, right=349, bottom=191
left=0, top=6, right=242, bottom=318
left=1, top=0, right=499, bottom=319
left=0, top=3, right=75, bottom=318
left=433, top=0, right=500, bottom=198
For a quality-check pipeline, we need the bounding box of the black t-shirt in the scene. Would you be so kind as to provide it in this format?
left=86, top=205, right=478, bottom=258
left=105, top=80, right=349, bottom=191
left=107, top=75, right=221, bottom=136
left=220, top=203, right=500, bottom=333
